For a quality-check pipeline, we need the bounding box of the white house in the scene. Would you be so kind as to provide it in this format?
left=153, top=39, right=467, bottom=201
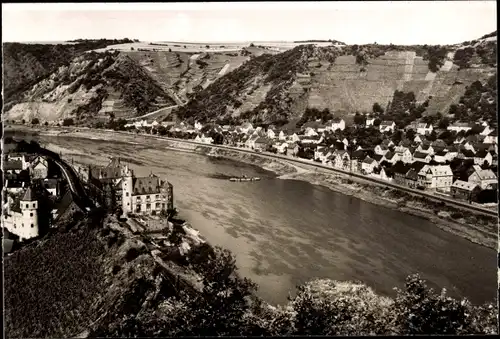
left=417, top=165, right=453, bottom=192
left=433, top=151, right=448, bottom=164
left=374, top=145, right=390, bottom=156
left=288, top=133, right=300, bottom=143
left=447, top=122, right=473, bottom=133
left=362, top=157, right=378, bottom=174
left=417, top=144, right=435, bottom=155
left=304, top=127, right=318, bottom=137
left=240, top=122, right=254, bottom=134
left=194, top=121, right=204, bottom=131
left=329, top=118, right=346, bottom=131
left=267, top=128, right=276, bottom=139
left=278, top=130, right=287, bottom=141
left=273, top=142, right=289, bottom=154
left=417, top=123, right=433, bottom=135
left=394, top=146, right=413, bottom=164
left=195, top=134, right=214, bottom=144
left=29, top=156, right=49, bottom=179
left=379, top=121, right=396, bottom=133
left=468, top=165, right=497, bottom=189
left=366, top=117, right=375, bottom=127
left=480, top=125, right=493, bottom=136
left=413, top=151, right=432, bottom=163
left=484, top=133, right=497, bottom=144
left=121, top=165, right=174, bottom=216
left=245, top=135, right=260, bottom=149
left=474, top=150, right=493, bottom=166
left=342, top=138, right=349, bottom=147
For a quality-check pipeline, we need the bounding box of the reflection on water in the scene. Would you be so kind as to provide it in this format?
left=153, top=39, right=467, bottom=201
left=40, top=136, right=496, bottom=305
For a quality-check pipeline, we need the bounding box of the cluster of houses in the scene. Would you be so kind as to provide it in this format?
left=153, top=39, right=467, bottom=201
left=2, top=150, right=83, bottom=244
left=118, top=115, right=498, bottom=203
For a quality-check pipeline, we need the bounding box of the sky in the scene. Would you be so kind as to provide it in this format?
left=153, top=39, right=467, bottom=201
left=2, top=2, right=497, bottom=45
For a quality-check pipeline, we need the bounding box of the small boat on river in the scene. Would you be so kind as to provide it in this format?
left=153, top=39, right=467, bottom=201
left=229, top=175, right=261, bottom=182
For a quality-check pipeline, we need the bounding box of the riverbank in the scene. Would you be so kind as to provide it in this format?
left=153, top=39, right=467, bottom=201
left=9, top=126, right=497, bottom=250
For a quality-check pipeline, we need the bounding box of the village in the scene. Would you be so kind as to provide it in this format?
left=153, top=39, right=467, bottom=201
left=112, top=114, right=498, bottom=205
left=1, top=139, right=175, bottom=253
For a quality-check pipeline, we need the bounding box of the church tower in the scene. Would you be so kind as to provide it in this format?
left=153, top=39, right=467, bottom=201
left=20, top=187, right=39, bottom=241
left=121, top=164, right=134, bottom=214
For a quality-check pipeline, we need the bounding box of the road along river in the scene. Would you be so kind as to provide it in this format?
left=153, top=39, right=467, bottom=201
left=32, top=133, right=497, bottom=305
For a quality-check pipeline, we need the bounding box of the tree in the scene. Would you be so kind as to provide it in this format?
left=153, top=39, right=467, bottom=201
left=406, top=129, right=416, bottom=143
left=373, top=102, right=384, bottom=114
left=44, top=121, right=49, bottom=126
left=437, top=117, right=450, bottom=129
left=22, top=119, right=26, bottom=124
left=62, top=118, right=74, bottom=126
left=373, top=118, right=381, bottom=127
left=354, top=113, right=365, bottom=126
left=427, top=130, right=437, bottom=142
left=31, top=118, right=40, bottom=124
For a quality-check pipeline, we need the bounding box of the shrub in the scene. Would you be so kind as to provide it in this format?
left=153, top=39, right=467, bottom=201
left=62, top=118, right=74, bottom=126
left=31, top=118, right=40, bottom=124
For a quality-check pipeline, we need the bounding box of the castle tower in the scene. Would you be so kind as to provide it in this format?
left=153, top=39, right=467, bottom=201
left=20, top=187, right=39, bottom=240
left=121, top=164, right=134, bottom=215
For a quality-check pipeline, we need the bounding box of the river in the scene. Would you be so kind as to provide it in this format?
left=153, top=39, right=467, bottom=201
left=32, top=134, right=498, bottom=305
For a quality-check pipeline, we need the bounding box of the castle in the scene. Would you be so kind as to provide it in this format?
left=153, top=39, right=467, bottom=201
left=3, top=187, right=40, bottom=242
left=85, top=158, right=174, bottom=216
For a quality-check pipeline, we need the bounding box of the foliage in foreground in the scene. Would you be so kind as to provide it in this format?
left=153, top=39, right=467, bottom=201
left=4, top=225, right=107, bottom=338
left=102, top=242, right=498, bottom=336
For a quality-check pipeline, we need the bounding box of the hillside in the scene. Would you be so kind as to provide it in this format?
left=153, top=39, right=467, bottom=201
left=3, top=33, right=496, bottom=126
left=5, top=212, right=497, bottom=337
left=2, top=39, right=136, bottom=103
left=3, top=50, right=176, bottom=123
left=174, top=34, right=497, bottom=126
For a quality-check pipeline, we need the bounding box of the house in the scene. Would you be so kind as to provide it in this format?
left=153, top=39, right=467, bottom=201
left=37, top=178, right=60, bottom=196
left=273, top=142, right=289, bottom=154
left=417, top=165, right=453, bottom=192
left=433, top=150, right=448, bottom=164
left=317, top=147, right=335, bottom=164
left=286, top=143, right=300, bottom=157
left=288, top=133, right=301, bottom=143
left=365, top=116, right=375, bottom=127
left=414, top=134, right=427, bottom=144
left=240, top=122, right=254, bottom=134
left=362, top=157, right=378, bottom=174
left=267, top=128, right=276, bottom=139
left=451, top=180, right=481, bottom=201
left=394, top=146, right=413, bottom=163
left=408, top=122, right=433, bottom=135
left=3, top=180, right=28, bottom=194
left=417, top=144, right=435, bottom=155
left=383, top=151, right=397, bottom=165
left=417, top=123, right=433, bottom=135
left=2, top=187, right=41, bottom=242
left=334, top=150, right=351, bottom=170
left=480, top=125, right=493, bottom=136
left=467, top=165, right=497, bottom=189
left=444, top=145, right=459, bottom=162
left=3, top=160, right=23, bottom=174
left=381, top=139, right=395, bottom=148
left=342, top=138, right=349, bottom=147
left=194, top=121, right=203, bottom=131
left=379, top=121, right=395, bottom=133
left=254, top=137, right=272, bottom=151
left=391, top=162, right=412, bottom=186
left=29, top=156, right=49, bottom=179
left=483, top=131, right=497, bottom=144
left=374, top=145, right=390, bottom=156
left=245, top=135, right=260, bottom=149
left=278, top=130, right=287, bottom=141
left=121, top=165, right=174, bottom=215
left=447, top=122, right=473, bottom=133
left=413, top=151, right=432, bottom=163
left=458, top=149, right=476, bottom=160
left=474, top=149, right=493, bottom=166
left=329, top=118, right=346, bottom=131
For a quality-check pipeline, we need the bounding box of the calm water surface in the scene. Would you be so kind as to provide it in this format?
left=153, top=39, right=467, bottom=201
left=37, top=135, right=497, bottom=305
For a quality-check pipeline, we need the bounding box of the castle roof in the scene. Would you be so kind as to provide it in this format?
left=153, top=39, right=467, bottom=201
left=22, top=187, right=36, bottom=201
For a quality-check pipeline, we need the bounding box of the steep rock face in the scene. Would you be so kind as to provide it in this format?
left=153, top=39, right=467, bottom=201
left=174, top=37, right=496, bottom=125
left=3, top=51, right=176, bottom=123
left=2, top=39, right=136, bottom=102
